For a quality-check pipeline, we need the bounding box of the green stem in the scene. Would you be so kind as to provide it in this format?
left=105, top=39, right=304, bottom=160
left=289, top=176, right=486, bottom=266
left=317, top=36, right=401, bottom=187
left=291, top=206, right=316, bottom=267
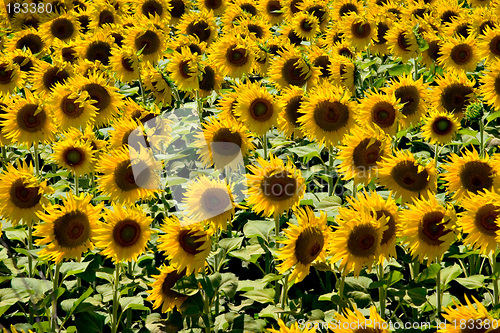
left=378, top=263, right=386, bottom=320
left=33, top=144, right=39, bottom=176
left=280, top=275, right=289, bottom=319
left=434, top=142, right=439, bottom=169
left=137, top=63, right=146, bottom=103
left=314, top=267, right=327, bottom=293
left=338, top=273, right=346, bottom=311
left=126, top=261, right=133, bottom=329
left=196, top=90, right=203, bottom=123
left=413, top=58, right=419, bottom=81
left=436, top=258, right=442, bottom=318
left=480, top=116, right=485, bottom=159
left=203, top=288, right=212, bottom=333
left=328, top=146, right=334, bottom=196
left=262, top=132, right=268, bottom=159
left=51, top=263, right=61, bottom=332
left=491, top=253, right=499, bottom=306
left=274, top=214, right=280, bottom=238
left=74, top=176, right=79, bottom=195
left=111, top=263, right=121, bottom=333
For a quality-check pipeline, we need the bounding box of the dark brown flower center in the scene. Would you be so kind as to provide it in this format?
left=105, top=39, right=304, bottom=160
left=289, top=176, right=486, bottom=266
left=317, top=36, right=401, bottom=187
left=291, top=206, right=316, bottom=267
left=432, top=116, right=453, bottom=135
left=261, top=171, right=298, bottom=201
left=455, top=23, right=471, bottom=38
left=211, top=128, right=243, bottom=156
left=266, top=0, right=282, bottom=16
left=16, top=34, right=44, bottom=54
left=339, top=3, right=357, bottom=17
left=440, top=83, right=473, bottom=115
left=313, top=100, right=350, bottom=132
left=282, top=57, right=309, bottom=86
left=17, top=104, right=47, bottom=132
left=142, top=0, right=163, bottom=17
left=395, top=86, right=419, bottom=116
left=290, top=0, right=302, bottom=13
left=451, top=44, right=473, bottom=65
left=441, top=10, right=458, bottom=25
left=169, top=0, right=186, bottom=18
left=495, top=75, right=500, bottom=95
left=114, top=160, right=140, bottom=191
left=347, top=224, right=378, bottom=257
left=376, top=209, right=396, bottom=246
left=307, top=5, right=326, bottom=25
left=459, top=161, right=494, bottom=194
left=61, top=47, right=77, bottom=63
left=113, top=219, right=141, bottom=247
left=427, top=40, right=441, bottom=62
left=475, top=204, right=500, bottom=236
left=240, top=3, right=257, bottom=15
left=13, top=56, right=34, bottom=72
left=64, top=147, right=85, bottom=166
left=53, top=210, right=90, bottom=248
left=313, top=55, right=331, bottom=78
left=187, top=21, right=211, bottom=43
left=352, top=21, right=371, bottom=39
left=98, top=9, right=114, bottom=27
left=372, top=101, right=396, bottom=128
left=226, top=45, right=249, bottom=66
left=375, top=22, right=389, bottom=45
left=200, top=188, right=231, bottom=214
left=162, top=269, right=186, bottom=298
left=121, top=57, right=135, bottom=72
left=9, top=178, right=41, bottom=209
left=0, top=65, right=13, bottom=84
left=391, top=160, right=430, bottom=192
left=352, top=138, right=382, bottom=169
left=135, top=30, right=161, bottom=56
left=199, top=66, right=215, bottom=91
left=82, top=83, right=111, bottom=113
left=250, top=98, right=273, bottom=121
left=294, top=227, right=324, bottom=265
left=43, top=67, right=69, bottom=91
left=86, top=41, right=111, bottom=65
left=77, top=15, right=90, bottom=33
left=489, top=35, right=500, bottom=57
left=204, top=0, right=222, bottom=10
left=397, top=32, right=411, bottom=51
left=248, top=24, right=264, bottom=38
left=61, top=95, right=84, bottom=118
left=50, top=17, right=75, bottom=40
left=419, top=211, right=449, bottom=246
left=178, top=229, right=204, bottom=255
left=285, top=95, right=303, bottom=126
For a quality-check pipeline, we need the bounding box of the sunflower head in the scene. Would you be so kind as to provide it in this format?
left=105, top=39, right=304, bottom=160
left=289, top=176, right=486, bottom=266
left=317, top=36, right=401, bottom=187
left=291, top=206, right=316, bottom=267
left=147, top=264, right=189, bottom=313
left=421, top=109, right=460, bottom=145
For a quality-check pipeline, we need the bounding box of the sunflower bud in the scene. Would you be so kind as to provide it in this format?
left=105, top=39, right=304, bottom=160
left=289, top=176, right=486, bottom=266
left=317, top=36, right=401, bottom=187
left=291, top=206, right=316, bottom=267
left=465, top=102, right=484, bottom=122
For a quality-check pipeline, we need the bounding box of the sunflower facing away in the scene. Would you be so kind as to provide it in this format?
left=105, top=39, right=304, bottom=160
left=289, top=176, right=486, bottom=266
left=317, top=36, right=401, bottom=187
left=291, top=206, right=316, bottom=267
left=94, top=204, right=153, bottom=263
left=442, top=149, right=500, bottom=202
left=378, top=150, right=437, bottom=203
left=146, top=264, right=188, bottom=313
left=330, top=209, right=387, bottom=276
left=0, top=162, right=53, bottom=226
left=182, top=176, right=236, bottom=231
left=398, top=195, right=457, bottom=264
left=277, top=207, right=332, bottom=284
left=458, top=189, right=500, bottom=255
left=52, top=138, right=95, bottom=177
left=158, top=215, right=212, bottom=275
left=357, top=90, right=402, bottom=137
left=34, top=193, right=104, bottom=263
left=246, top=154, right=305, bottom=218
left=337, top=125, right=391, bottom=184
left=438, top=296, right=497, bottom=333
left=298, top=81, right=356, bottom=147
left=421, top=109, right=460, bottom=145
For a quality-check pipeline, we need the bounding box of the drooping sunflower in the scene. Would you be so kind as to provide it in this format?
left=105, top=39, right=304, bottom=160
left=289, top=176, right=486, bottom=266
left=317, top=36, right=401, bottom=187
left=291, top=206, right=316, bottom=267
left=442, top=149, right=500, bottom=202
left=0, top=162, right=53, bottom=226
left=398, top=195, right=457, bottom=264
left=94, top=204, right=152, bottom=263
left=430, top=71, right=476, bottom=121
left=386, top=22, right=419, bottom=62
left=2, top=90, right=56, bottom=146
left=480, top=62, right=500, bottom=112
left=333, top=306, right=390, bottom=333
left=330, top=209, right=387, bottom=276
left=0, top=61, right=25, bottom=96
left=298, top=81, right=356, bottom=147
left=208, top=33, right=255, bottom=79
left=478, top=25, right=500, bottom=64
left=337, top=125, right=391, bottom=184
left=125, top=23, right=166, bottom=64
left=158, top=215, right=212, bottom=275
left=31, top=60, right=72, bottom=98
left=378, top=150, right=437, bottom=203
left=177, top=10, right=217, bottom=45
left=383, top=74, right=429, bottom=128
left=34, top=193, right=104, bottom=263
left=421, top=109, right=460, bottom=145
left=109, top=47, right=140, bottom=83
left=340, top=13, right=374, bottom=51
left=74, top=72, right=124, bottom=126
left=268, top=46, right=319, bottom=89
left=438, top=296, right=495, bottom=333
left=233, top=82, right=278, bottom=136
left=52, top=139, right=95, bottom=177
left=195, top=116, right=254, bottom=170
left=146, top=264, right=188, bottom=313
left=357, top=90, right=402, bottom=137
left=182, top=176, right=236, bottom=231
left=277, top=85, right=305, bottom=139
left=267, top=319, right=316, bottom=333
left=96, top=146, right=161, bottom=204
left=457, top=189, right=500, bottom=255
left=277, top=207, right=332, bottom=284
left=246, top=154, right=305, bottom=218
left=40, top=12, right=80, bottom=43
left=438, top=35, right=480, bottom=73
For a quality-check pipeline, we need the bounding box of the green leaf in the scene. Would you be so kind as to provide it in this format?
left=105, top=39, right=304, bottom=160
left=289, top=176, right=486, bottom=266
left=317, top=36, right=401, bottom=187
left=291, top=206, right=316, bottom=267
left=345, top=276, right=373, bottom=291
left=229, top=244, right=265, bottom=263
left=415, top=263, right=441, bottom=283
left=288, top=144, right=322, bottom=164
left=388, top=64, right=412, bottom=76
left=440, top=264, right=462, bottom=289
left=0, top=288, right=19, bottom=317
left=11, top=277, right=52, bottom=303
left=220, top=273, right=238, bottom=299
left=487, top=110, right=500, bottom=123
left=60, top=261, right=90, bottom=277
left=61, top=287, right=93, bottom=319
left=218, top=237, right=244, bottom=252
left=243, top=220, right=275, bottom=240
left=406, top=288, right=427, bottom=306
left=455, top=275, right=485, bottom=290
left=120, top=296, right=149, bottom=311
left=242, top=289, right=275, bottom=304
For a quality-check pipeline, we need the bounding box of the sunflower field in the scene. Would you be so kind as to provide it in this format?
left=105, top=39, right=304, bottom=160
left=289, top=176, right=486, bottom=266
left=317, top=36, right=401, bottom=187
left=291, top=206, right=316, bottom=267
left=3, top=0, right=500, bottom=332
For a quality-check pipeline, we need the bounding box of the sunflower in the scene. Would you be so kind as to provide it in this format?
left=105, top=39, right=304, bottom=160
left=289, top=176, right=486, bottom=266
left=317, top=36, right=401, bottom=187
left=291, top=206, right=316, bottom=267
left=168, top=0, right=191, bottom=25
left=268, top=46, right=319, bottom=89
left=277, top=85, right=305, bottom=139
left=142, top=64, right=172, bottom=107
left=9, top=49, right=37, bottom=74
left=298, top=81, right=356, bottom=147
left=330, top=209, right=387, bottom=276
left=430, top=71, right=476, bottom=121
left=306, top=45, right=332, bottom=80
left=279, top=24, right=306, bottom=47
left=108, top=117, right=142, bottom=150
left=386, top=22, right=419, bottom=62
left=234, top=15, right=272, bottom=42
left=94, top=204, right=152, bottom=263
left=0, top=162, right=53, bottom=226
left=125, top=23, right=166, bottom=64
left=0, top=61, right=25, bottom=96
left=135, top=0, right=171, bottom=20
left=109, top=47, right=140, bottom=83
left=195, top=116, right=254, bottom=170
left=196, top=60, right=223, bottom=98
left=40, top=12, right=80, bottom=43
left=340, top=13, right=374, bottom=51
left=52, top=139, right=95, bottom=177
left=480, top=62, right=500, bottom=112
left=158, top=215, right=212, bottom=274
left=420, top=33, right=442, bottom=67
left=357, top=90, right=402, bottom=137
left=74, top=72, right=124, bottom=126
left=371, top=18, right=392, bottom=56
left=221, top=3, right=252, bottom=29
left=209, top=33, right=255, bottom=79
left=146, top=264, right=188, bottom=313
left=2, top=90, right=56, bottom=146
left=217, top=89, right=241, bottom=124
left=277, top=207, right=332, bottom=284
left=177, top=10, right=217, bottom=45
left=344, top=190, right=400, bottom=262
left=378, top=150, right=437, bottom=203
left=399, top=195, right=457, bottom=264
left=34, top=193, right=104, bottom=263
left=320, top=25, right=344, bottom=51
left=88, top=1, right=118, bottom=30
left=281, top=0, right=303, bottom=22
left=65, top=126, right=107, bottom=170
left=258, top=0, right=283, bottom=25
left=331, top=40, right=357, bottom=59
left=0, top=96, right=13, bottom=146
left=421, top=109, right=460, bottom=145
left=442, top=149, right=500, bottom=202
left=337, top=125, right=391, bottom=184
left=267, top=319, right=316, bottom=333
left=296, top=0, right=328, bottom=32
left=333, top=306, right=389, bottom=333
left=182, top=176, right=236, bottom=231
left=96, top=146, right=161, bottom=204
left=383, top=74, right=429, bottom=128
left=166, top=47, right=200, bottom=92
left=53, top=40, right=80, bottom=64
left=290, top=11, right=319, bottom=41
left=233, top=82, right=278, bottom=136
left=328, top=55, right=356, bottom=92
left=477, top=25, right=500, bottom=65
left=439, top=296, right=495, bottom=333
left=31, top=60, right=72, bottom=98
left=10, top=12, right=41, bottom=31
left=331, top=0, right=363, bottom=22
left=7, top=28, right=46, bottom=55
left=438, top=35, right=480, bottom=73
left=76, top=30, right=114, bottom=66
left=246, top=154, right=305, bottom=218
